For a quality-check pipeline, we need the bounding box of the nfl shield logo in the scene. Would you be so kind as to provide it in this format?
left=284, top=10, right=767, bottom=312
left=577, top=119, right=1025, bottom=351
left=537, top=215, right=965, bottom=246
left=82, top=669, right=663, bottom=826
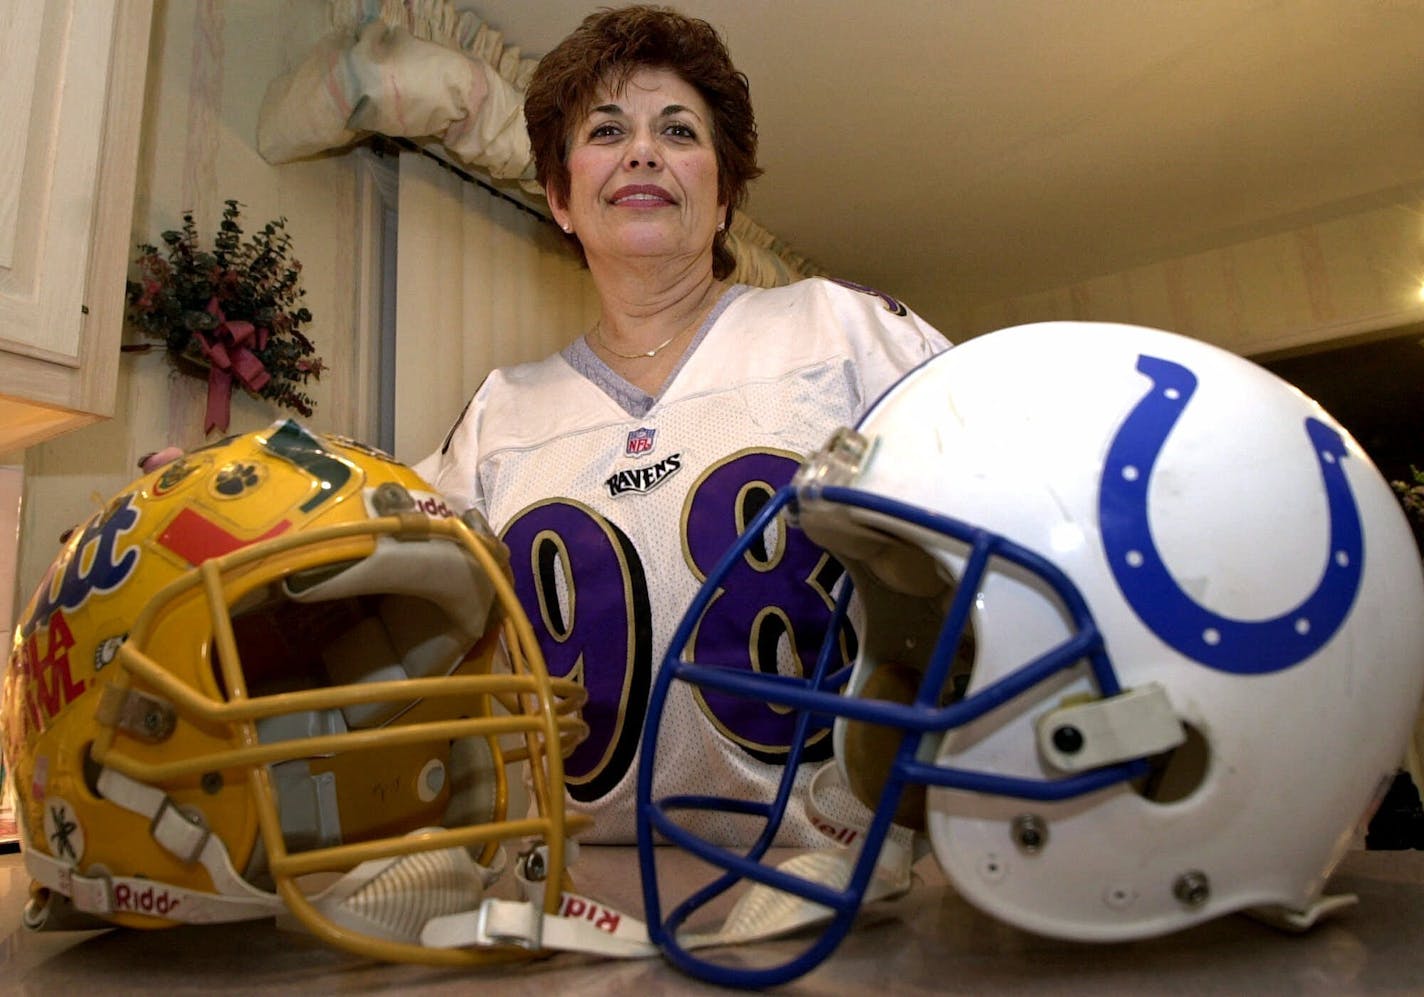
left=626, top=428, right=655, bottom=456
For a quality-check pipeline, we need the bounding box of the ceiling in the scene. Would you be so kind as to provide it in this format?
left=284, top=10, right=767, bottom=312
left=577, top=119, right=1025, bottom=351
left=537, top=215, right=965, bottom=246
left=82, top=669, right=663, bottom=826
left=460, top=1, right=1424, bottom=333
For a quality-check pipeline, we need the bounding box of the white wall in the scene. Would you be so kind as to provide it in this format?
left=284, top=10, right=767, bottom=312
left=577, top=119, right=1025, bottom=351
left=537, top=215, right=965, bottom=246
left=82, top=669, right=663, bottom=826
left=959, top=190, right=1424, bottom=356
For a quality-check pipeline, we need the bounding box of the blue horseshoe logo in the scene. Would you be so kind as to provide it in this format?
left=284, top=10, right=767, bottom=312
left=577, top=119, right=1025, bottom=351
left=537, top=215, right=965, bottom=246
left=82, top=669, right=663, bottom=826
left=1099, top=355, right=1363, bottom=674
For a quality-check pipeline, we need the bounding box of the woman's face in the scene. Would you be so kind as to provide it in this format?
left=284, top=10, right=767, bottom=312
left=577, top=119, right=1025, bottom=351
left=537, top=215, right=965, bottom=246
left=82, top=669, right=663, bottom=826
left=552, top=67, right=725, bottom=273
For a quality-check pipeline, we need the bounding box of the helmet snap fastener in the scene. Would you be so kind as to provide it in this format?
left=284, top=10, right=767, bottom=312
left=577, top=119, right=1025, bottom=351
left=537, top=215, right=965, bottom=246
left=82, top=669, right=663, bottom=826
left=1173, top=870, right=1211, bottom=908
left=1011, top=814, right=1048, bottom=854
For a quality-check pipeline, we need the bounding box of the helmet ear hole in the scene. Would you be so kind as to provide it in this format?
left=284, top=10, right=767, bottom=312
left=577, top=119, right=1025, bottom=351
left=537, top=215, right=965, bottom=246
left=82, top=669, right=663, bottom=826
left=838, top=568, right=977, bottom=833
left=842, top=662, right=930, bottom=830
left=1136, top=722, right=1210, bottom=804
left=82, top=741, right=104, bottom=798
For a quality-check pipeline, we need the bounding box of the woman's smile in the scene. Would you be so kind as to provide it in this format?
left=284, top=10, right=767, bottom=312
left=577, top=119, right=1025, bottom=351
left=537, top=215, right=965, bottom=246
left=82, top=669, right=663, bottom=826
left=610, top=184, right=677, bottom=208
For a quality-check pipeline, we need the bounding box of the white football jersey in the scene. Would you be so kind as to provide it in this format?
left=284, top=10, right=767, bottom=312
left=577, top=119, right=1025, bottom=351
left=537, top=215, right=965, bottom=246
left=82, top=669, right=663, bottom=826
left=416, top=277, right=950, bottom=843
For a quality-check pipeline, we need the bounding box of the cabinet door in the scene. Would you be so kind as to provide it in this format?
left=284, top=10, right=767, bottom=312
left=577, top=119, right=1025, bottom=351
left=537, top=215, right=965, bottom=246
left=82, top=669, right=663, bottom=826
left=0, top=0, right=153, bottom=452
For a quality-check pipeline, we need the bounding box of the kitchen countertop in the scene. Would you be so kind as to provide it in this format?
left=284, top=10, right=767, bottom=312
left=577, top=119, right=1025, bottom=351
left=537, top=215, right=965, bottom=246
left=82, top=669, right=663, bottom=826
left=2, top=845, right=1422, bottom=994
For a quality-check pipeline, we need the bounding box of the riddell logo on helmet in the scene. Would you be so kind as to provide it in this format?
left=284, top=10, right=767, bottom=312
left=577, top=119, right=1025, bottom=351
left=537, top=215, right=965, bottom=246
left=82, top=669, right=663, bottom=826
left=810, top=815, right=859, bottom=847
left=112, top=882, right=182, bottom=917
left=411, top=493, right=455, bottom=518
left=558, top=893, right=622, bottom=934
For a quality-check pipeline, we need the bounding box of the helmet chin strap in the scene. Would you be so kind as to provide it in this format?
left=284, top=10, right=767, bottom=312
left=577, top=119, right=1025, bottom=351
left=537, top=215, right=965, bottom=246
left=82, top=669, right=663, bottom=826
left=274, top=732, right=511, bottom=945
left=25, top=765, right=516, bottom=948
left=24, top=767, right=285, bottom=927
left=283, top=831, right=508, bottom=943
left=421, top=760, right=920, bottom=959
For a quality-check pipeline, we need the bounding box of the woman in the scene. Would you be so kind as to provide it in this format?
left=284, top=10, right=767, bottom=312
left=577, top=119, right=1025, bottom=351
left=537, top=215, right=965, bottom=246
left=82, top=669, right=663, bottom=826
left=417, top=5, right=950, bottom=844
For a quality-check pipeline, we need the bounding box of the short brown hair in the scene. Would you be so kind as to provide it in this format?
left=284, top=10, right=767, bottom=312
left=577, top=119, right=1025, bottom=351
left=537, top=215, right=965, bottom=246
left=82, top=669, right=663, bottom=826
left=524, top=5, right=762, bottom=279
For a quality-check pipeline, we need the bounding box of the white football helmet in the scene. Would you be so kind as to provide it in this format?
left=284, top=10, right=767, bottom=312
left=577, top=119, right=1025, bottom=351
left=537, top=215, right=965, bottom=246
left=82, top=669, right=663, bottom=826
left=637, top=321, right=1424, bottom=986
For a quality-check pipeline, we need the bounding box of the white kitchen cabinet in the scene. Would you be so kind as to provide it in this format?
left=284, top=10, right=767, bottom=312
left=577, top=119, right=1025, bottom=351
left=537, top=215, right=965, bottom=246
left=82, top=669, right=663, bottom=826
left=0, top=0, right=154, bottom=453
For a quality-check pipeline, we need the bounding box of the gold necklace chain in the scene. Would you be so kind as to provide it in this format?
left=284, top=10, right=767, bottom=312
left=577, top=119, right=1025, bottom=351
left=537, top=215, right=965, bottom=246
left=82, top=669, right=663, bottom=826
left=590, top=320, right=690, bottom=360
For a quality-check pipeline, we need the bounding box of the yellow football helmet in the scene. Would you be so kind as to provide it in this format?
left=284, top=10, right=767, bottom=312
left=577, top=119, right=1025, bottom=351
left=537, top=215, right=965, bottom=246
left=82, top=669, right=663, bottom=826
left=1, top=420, right=588, bottom=965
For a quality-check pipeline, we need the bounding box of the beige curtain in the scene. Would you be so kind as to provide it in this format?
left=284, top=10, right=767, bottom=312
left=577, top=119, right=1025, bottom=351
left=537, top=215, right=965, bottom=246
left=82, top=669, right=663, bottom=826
left=393, top=150, right=599, bottom=464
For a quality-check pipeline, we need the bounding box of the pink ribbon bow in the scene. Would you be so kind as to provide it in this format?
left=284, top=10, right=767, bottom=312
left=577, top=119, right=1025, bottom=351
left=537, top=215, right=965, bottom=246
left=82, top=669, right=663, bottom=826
left=196, top=297, right=272, bottom=433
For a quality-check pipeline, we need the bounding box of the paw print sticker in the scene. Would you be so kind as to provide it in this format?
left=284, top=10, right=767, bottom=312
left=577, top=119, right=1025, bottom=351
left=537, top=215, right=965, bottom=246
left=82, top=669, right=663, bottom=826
left=95, top=634, right=127, bottom=671
left=212, top=461, right=265, bottom=498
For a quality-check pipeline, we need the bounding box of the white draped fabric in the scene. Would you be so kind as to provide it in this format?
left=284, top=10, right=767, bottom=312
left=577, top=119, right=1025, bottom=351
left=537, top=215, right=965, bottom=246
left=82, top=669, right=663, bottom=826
left=393, top=151, right=599, bottom=464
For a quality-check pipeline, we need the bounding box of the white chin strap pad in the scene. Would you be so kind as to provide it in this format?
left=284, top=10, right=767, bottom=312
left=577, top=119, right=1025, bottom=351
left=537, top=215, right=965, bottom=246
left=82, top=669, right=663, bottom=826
left=308, top=838, right=496, bottom=944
